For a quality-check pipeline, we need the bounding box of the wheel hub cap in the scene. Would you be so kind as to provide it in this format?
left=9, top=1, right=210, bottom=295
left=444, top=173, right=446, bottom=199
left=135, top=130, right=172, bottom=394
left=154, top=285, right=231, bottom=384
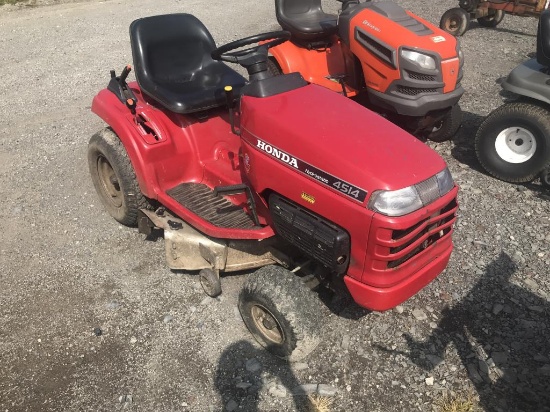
left=494, top=127, right=537, bottom=163
left=251, top=304, right=284, bottom=344
left=97, top=156, right=123, bottom=207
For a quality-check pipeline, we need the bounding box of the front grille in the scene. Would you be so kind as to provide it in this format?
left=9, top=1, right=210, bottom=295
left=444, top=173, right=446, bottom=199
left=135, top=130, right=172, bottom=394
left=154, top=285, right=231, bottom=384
left=377, top=198, right=458, bottom=269
left=396, top=85, right=439, bottom=96
left=405, top=70, right=437, bottom=82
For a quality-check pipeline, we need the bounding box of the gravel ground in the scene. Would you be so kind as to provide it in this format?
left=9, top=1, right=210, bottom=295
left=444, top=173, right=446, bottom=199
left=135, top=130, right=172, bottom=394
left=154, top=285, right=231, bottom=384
left=0, top=0, right=549, bottom=411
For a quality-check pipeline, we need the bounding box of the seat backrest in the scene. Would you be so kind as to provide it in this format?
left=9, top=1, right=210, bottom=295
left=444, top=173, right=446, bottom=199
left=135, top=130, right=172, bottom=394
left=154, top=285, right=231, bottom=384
left=275, top=0, right=324, bottom=18
left=537, top=9, right=550, bottom=67
left=130, top=14, right=216, bottom=88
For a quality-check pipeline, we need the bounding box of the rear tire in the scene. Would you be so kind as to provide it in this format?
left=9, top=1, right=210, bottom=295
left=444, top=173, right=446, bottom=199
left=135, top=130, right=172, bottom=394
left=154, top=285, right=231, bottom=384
left=440, top=7, right=470, bottom=36
left=267, top=56, right=283, bottom=76
left=88, top=128, right=149, bottom=226
left=428, top=104, right=463, bottom=142
left=475, top=102, right=550, bottom=183
left=477, top=9, right=505, bottom=27
left=239, top=265, right=322, bottom=361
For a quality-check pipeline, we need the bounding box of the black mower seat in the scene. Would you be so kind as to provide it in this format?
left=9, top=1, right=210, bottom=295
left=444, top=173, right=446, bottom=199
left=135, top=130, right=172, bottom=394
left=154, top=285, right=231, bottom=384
left=537, top=9, right=550, bottom=67
left=130, top=14, right=246, bottom=114
left=275, top=0, right=338, bottom=41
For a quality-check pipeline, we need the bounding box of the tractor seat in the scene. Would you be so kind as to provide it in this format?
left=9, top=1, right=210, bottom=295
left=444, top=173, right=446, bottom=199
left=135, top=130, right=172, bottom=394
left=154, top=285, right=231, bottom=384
left=537, top=9, right=550, bottom=67
left=130, top=14, right=246, bottom=114
left=275, top=0, right=338, bottom=42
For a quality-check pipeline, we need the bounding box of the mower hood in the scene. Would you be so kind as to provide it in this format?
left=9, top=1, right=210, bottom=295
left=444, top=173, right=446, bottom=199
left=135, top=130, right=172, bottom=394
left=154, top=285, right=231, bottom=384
left=240, top=83, right=446, bottom=198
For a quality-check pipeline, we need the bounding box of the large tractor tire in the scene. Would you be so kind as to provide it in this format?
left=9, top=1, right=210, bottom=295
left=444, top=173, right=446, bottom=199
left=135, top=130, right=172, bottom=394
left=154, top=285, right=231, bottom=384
left=239, top=265, right=322, bottom=361
left=440, top=7, right=471, bottom=36
left=475, top=102, right=550, bottom=183
left=88, top=128, right=150, bottom=226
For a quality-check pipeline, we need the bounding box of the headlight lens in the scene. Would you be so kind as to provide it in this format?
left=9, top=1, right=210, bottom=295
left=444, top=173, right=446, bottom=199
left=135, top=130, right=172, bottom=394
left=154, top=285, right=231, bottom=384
left=368, top=168, right=455, bottom=217
left=401, top=50, right=436, bottom=70
left=369, top=186, right=423, bottom=217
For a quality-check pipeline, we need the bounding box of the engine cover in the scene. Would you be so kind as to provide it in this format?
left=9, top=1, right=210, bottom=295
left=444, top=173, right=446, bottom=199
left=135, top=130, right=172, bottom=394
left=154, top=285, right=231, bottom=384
left=269, top=194, right=350, bottom=274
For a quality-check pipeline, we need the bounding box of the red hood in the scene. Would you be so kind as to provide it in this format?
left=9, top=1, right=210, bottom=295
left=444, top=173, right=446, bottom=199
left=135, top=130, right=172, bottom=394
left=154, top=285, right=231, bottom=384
left=240, top=84, right=446, bottom=195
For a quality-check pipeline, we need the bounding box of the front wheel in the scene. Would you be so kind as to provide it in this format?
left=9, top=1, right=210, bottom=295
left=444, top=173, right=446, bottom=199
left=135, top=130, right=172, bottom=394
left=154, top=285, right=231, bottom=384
left=440, top=7, right=471, bottom=36
left=477, top=9, right=505, bottom=27
left=239, top=266, right=322, bottom=361
left=475, top=102, right=550, bottom=183
left=427, top=104, right=463, bottom=142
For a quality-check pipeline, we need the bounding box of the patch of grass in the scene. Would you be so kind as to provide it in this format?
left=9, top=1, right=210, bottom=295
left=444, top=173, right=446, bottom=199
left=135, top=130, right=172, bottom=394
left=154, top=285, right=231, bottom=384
left=437, top=392, right=480, bottom=412
left=307, top=394, right=334, bottom=412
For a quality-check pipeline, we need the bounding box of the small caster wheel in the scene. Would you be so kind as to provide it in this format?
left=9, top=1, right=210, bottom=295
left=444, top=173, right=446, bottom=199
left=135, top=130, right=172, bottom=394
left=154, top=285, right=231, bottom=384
left=440, top=7, right=470, bottom=36
left=199, top=268, right=222, bottom=297
left=541, top=168, right=550, bottom=189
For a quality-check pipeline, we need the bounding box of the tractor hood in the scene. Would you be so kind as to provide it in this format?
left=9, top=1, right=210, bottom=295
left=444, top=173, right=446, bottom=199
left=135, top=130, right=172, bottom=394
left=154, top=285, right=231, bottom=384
left=240, top=83, right=446, bottom=200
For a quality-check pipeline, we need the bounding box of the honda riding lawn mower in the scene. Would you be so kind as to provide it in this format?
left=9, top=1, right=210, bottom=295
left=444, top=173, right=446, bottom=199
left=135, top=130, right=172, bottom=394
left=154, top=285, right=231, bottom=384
left=89, top=13, right=458, bottom=360
left=475, top=9, right=550, bottom=188
left=267, top=0, right=464, bottom=142
left=440, top=0, right=550, bottom=37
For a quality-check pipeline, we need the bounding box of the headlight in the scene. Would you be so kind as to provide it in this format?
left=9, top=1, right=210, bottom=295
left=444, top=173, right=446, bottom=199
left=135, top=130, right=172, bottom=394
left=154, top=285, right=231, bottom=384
left=458, top=48, right=464, bottom=67
left=401, top=49, right=436, bottom=70
left=368, top=168, right=455, bottom=217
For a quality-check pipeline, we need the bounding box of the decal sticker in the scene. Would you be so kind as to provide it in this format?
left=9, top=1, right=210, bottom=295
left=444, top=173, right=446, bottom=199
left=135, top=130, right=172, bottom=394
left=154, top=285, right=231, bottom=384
left=431, top=36, right=446, bottom=43
left=301, top=192, right=316, bottom=204
left=246, top=134, right=368, bottom=203
left=243, top=153, right=251, bottom=173
left=362, top=19, right=381, bottom=32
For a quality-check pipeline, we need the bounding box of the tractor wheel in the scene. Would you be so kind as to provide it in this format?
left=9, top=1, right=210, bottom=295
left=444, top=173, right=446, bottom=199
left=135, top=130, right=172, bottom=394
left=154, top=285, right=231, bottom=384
left=540, top=168, right=550, bottom=189
left=475, top=102, right=550, bottom=183
left=267, top=56, right=283, bottom=76
left=238, top=265, right=322, bottom=361
left=440, top=7, right=471, bottom=36
left=477, top=9, right=505, bottom=27
left=88, top=127, right=149, bottom=226
left=199, top=268, right=222, bottom=298
left=428, top=104, right=463, bottom=142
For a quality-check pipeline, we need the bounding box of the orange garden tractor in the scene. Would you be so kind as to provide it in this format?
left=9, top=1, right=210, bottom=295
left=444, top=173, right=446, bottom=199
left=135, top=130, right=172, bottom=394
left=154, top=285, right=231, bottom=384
left=440, top=0, right=550, bottom=37
left=89, top=13, right=458, bottom=360
left=268, top=0, right=465, bottom=142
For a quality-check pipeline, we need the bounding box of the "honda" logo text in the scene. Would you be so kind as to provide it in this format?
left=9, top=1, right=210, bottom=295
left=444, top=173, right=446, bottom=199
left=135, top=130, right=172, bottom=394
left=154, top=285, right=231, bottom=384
left=256, top=139, right=299, bottom=169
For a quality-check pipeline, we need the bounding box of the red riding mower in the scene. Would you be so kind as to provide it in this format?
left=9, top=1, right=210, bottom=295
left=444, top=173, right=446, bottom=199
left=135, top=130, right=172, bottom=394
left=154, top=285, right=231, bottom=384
left=89, top=13, right=458, bottom=360
left=267, top=0, right=464, bottom=142
left=440, top=0, right=550, bottom=37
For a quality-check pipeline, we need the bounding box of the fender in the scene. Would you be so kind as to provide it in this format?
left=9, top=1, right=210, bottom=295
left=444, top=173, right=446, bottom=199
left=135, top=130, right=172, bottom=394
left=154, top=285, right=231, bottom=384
left=269, top=39, right=358, bottom=95
left=91, top=84, right=199, bottom=199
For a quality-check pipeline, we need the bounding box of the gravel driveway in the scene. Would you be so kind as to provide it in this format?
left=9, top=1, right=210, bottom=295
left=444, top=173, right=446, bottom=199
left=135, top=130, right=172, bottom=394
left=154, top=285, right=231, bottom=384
left=0, top=0, right=549, bottom=411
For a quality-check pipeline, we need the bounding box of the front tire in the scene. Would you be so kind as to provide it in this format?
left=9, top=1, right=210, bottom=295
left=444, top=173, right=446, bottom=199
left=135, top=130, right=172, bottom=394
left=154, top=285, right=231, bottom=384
left=239, top=266, right=322, bottom=361
left=475, top=102, right=550, bottom=183
left=88, top=128, right=149, bottom=226
left=477, top=9, right=505, bottom=27
left=428, top=104, right=463, bottom=142
left=440, top=7, right=471, bottom=36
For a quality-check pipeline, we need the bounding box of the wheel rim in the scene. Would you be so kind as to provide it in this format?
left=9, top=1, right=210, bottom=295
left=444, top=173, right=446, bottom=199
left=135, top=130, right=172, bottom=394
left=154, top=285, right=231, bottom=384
left=97, top=155, right=122, bottom=207
left=494, top=127, right=537, bottom=164
left=250, top=304, right=284, bottom=344
left=444, top=15, right=461, bottom=32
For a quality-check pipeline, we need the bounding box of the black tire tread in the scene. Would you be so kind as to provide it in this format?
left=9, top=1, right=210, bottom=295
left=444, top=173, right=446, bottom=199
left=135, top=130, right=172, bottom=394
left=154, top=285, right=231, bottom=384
left=267, top=56, right=282, bottom=76
left=239, top=265, right=321, bottom=360
left=88, top=127, right=150, bottom=226
left=428, top=104, right=462, bottom=142
left=475, top=102, right=550, bottom=183
left=477, top=10, right=505, bottom=27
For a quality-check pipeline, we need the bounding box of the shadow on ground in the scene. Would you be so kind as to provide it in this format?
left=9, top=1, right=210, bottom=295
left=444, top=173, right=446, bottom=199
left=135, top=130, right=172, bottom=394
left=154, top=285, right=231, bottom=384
left=215, top=340, right=314, bottom=412
left=382, top=252, right=550, bottom=411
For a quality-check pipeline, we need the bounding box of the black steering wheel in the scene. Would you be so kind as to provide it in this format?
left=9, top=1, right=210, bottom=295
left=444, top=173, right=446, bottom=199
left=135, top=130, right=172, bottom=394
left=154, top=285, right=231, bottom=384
left=211, top=31, right=290, bottom=64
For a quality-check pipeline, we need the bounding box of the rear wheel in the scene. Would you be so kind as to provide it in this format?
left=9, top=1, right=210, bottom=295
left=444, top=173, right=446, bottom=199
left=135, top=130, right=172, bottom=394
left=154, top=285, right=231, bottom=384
left=88, top=128, right=149, bottom=226
left=428, top=104, right=463, bottom=142
left=475, top=102, right=550, bottom=183
left=477, top=9, right=505, bottom=27
left=440, top=7, right=471, bottom=36
left=239, top=265, right=322, bottom=360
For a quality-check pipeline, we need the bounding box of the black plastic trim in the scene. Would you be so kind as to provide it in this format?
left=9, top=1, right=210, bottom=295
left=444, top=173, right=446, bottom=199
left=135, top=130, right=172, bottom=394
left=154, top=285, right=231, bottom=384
left=355, top=27, right=396, bottom=68
left=241, top=72, right=308, bottom=98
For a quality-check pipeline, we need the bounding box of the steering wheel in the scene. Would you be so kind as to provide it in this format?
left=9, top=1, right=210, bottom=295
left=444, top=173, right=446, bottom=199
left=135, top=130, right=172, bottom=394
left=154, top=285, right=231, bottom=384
left=211, top=31, right=290, bottom=63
